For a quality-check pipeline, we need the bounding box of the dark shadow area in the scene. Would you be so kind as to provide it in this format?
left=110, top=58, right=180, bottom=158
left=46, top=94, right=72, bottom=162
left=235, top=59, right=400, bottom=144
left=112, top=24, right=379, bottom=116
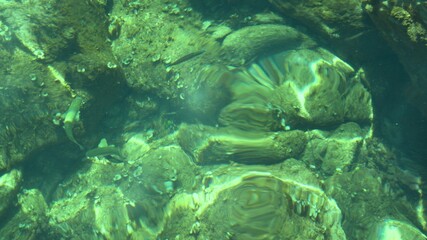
left=21, top=143, right=86, bottom=203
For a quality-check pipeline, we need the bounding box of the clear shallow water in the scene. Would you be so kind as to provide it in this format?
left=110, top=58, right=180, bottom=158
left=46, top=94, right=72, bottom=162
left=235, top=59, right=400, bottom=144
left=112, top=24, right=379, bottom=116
left=0, top=0, right=426, bottom=239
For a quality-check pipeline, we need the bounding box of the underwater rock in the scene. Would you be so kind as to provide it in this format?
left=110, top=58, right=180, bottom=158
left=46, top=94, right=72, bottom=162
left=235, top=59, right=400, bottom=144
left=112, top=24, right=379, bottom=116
left=364, top=0, right=427, bottom=117
left=369, top=219, right=427, bottom=240
left=160, top=167, right=347, bottom=239
left=324, top=165, right=426, bottom=239
left=0, top=20, right=11, bottom=43
left=218, top=96, right=284, bottom=131
left=0, top=169, right=22, bottom=218
left=0, top=79, right=60, bottom=170
left=221, top=24, right=316, bottom=66
left=218, top=48, right=373, bottom=129
left=177, top=124, right=307, bottom=165
left=0, top=1, right=50, bottom=59
left=129, top=145, right=199, bottom=195
left=302, top=122, right=369, bottom=175
left=208, top=24, right=233, bottom=40
left=48, top=142, right=198, bottom=239
left=123, top=145, right=199, bottom=237
left=49, top=186, right=133, bottom=239
left=0, top=1, right=421, bottom=239
left=121, top=133, right=151, bottom=160
left=86, top=187, right=131, bottom=239
left=271, top=49, right=371, bottom=127
left=0, top=189, right=48, bottom=239
left=110, top=0, right=220, bottom=104
left=268, top=0, right=365, bottom=40
left=183, top=64, right=233, bottom=122
left=0, top=0, right=128, bottom=170
left=218, top=64, right=283, bottom=131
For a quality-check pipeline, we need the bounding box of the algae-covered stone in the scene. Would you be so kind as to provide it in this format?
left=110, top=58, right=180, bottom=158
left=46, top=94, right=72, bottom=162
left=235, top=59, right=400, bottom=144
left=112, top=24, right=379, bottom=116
left=0, top=146, right=6, bottom=170
left=218, top=66, right=283, bottom=131
left=303, top=123, right=368, bottom=175
left=49, top=186, right=133, bottom=239
left=369, top=219, right=427, bottom=240
left=183, top=65, right=233, bottom=122
left=219, top=97, right=283, bottom=131
left=221, top=24, right=316, bottom=66
left=0, top=189, right=48, bottom=240
left=110, top=0, right=219, bottom=103
left=365, top=0, right=427, bottom=117
left=0, top=54, right=62, bottom=170
left=0, top=1, right=63, bottom=60
left=324, top=166, right=424, bottom=239
left=160, top=167, right=347, bottom=239
left=47, top=139, right=198, bottom=239
left=0, top=0, right=128, bottom=170
left=270, top=49, right=371, bottom=127
left=92, top=187, right=132, bottom=239
left=129, top=145, right=199, bottom=195
left=218, top=48, right=373, bottom=129
left=177, top=124, right=307, bottom=164
left=269, top=0, right=365, bottom=39
left=0, top=169, right=22, bottom=217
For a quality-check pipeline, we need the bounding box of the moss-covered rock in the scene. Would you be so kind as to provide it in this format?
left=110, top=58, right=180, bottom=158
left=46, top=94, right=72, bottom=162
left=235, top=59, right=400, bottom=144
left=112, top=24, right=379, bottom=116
left=0, top=189, right=48, bottom=240
left=177, top=124, right=307, bottom=164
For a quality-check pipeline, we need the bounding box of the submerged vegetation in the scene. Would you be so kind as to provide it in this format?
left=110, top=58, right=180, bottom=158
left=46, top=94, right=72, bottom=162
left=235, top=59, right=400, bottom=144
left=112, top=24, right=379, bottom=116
left=0, top=0, right=426, bottom=239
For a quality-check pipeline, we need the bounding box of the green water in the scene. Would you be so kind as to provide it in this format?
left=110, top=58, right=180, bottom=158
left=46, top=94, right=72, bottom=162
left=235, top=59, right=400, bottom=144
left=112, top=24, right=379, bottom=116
left=0, top=0, right=426, bottom=239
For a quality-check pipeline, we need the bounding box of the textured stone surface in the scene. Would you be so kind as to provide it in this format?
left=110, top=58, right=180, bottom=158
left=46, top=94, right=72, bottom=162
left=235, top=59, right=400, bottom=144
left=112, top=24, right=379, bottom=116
left=0, top=0, right=127, bottom=170
left=0, top=169, right=22, bottom=218
left=218, top=48, right=373, bottom=129
left=177, top=124, right=307, bottom=164
left=221, top=24, right=316, bottom=65
left=369, top=219, right=427, bottom=240
left=364, top=0, right=427, bottom=116
left=302, top=123, right=367, bottom=176
left=269, top=0, right=365, bottom=39
left=161, top=166, right=347, bottom=239
left=0, top=0, right=424, bottom=239
left=0, top=189, right=48, bottom=239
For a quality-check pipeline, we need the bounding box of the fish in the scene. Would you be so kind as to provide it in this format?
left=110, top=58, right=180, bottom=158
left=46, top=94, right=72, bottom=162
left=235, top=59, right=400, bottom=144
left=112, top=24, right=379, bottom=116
left=169, top=50, right=205, bottom=65
left=85, top=146, right=123, bottom=162
left=63, top=96, right=84, bottom=150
